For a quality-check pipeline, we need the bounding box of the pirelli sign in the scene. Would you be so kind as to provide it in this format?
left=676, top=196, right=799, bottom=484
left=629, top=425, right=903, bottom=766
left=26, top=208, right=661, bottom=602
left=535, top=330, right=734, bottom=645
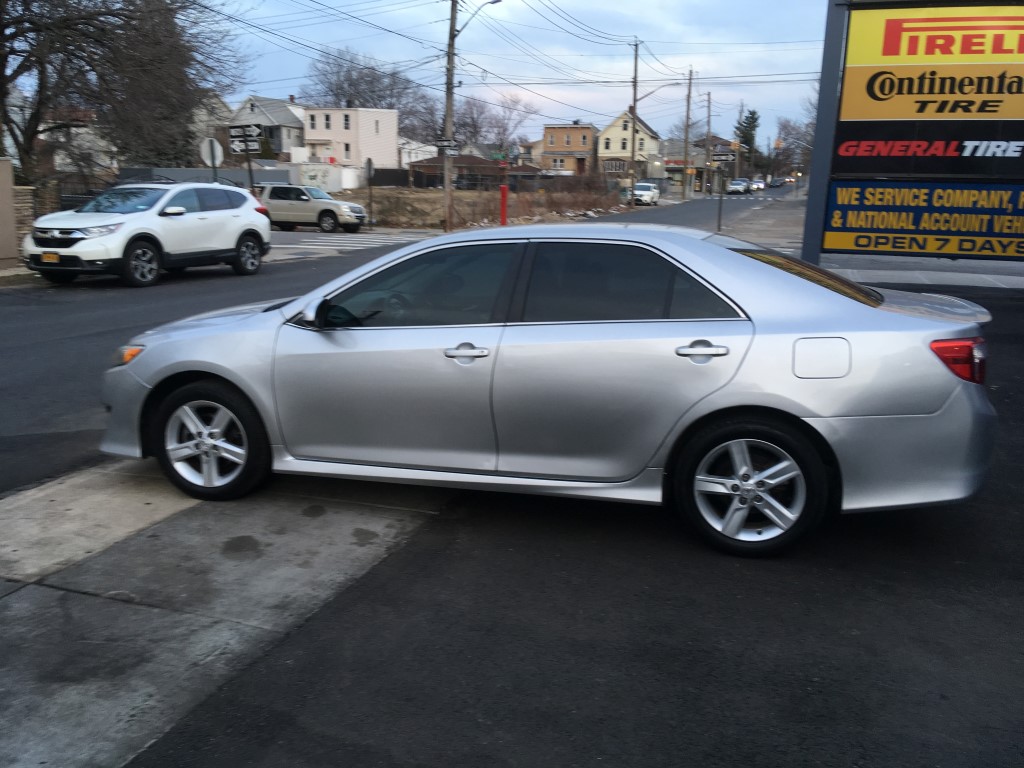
left=821, top=2, right=1024, bottom=260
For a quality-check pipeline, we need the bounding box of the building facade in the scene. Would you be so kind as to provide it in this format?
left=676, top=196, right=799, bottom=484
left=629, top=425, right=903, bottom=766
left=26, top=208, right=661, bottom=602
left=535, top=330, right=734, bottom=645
left=539, top=122, right=597, bottom=175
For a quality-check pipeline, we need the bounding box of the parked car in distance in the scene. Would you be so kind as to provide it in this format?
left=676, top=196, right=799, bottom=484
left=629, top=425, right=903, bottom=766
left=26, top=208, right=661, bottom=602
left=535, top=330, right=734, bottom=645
left=22, top=182, right=271, bottom=287
left=256, top=184, right=366, bottom=233
left=727, top=179, right=751, bottom=195
left=101, top=222, right=996, bottom=556
left=632, top=182, right=661, bottom=205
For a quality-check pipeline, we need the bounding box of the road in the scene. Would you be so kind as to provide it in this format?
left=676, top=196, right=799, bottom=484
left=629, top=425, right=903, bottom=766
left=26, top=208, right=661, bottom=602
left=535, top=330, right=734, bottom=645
left=2, top=191, right=1021, bottom=767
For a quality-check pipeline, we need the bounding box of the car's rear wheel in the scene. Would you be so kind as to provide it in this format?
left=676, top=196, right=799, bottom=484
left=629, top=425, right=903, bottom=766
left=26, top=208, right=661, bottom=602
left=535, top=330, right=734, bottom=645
left=40, top=271, right=77, bottom=284
left=151, top=380, right=270, bottom=501
left=121, top=239, right=161, bottom=287
left=232, top=234, right=262, bottom=276
left=318, top=211, right=338, bottom=233
left=673, top=416, right=829, bottom=556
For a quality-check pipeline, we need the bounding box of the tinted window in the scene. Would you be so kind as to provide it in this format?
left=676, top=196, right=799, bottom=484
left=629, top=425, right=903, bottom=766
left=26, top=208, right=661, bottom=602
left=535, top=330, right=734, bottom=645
left=166, top=189, right=200, bottom=213
left=197, top=188, right=235, bottom=211
left=268, top=187, right=293, bottom=200
left=702, top=234, right=883, bottom=307
left=523, top=242, right=739, bottom=322
left=323, top=243, right=520, bottom=328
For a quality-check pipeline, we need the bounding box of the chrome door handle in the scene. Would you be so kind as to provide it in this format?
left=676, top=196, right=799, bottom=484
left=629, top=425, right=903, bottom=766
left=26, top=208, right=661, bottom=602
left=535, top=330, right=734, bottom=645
left=445, top=345, right=489, bottom=359
left=676, top=344, right=729, bottom=357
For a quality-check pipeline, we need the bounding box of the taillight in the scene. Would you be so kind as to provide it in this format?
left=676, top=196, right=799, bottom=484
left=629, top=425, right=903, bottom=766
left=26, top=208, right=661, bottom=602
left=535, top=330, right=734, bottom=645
left=255, top=205, right=270, bottom=219
left=930, top=337, right=986, bottom=384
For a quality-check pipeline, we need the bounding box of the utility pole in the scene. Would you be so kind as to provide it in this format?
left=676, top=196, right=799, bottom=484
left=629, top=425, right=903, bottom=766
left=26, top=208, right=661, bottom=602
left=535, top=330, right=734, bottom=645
left=626, top=39, right=634, bottom=207
left=734, top=99, right=743, bottom=179
left=682, top=67, right=692, bottom=199
left=443, top=0, right=458, bottom=232
left=704, top=92, right=712, bottom=194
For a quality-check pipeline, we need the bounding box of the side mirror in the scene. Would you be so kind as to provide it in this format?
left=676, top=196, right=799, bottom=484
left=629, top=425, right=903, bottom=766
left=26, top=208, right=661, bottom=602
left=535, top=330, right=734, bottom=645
left=160, top=206, right=187, bottom=217
left=300, top=297, right=323, bottom=327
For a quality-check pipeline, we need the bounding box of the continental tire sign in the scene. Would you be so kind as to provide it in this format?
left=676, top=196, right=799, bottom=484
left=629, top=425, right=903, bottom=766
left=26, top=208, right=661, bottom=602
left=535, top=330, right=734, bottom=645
left=823, top=3, right=1024, bottom=260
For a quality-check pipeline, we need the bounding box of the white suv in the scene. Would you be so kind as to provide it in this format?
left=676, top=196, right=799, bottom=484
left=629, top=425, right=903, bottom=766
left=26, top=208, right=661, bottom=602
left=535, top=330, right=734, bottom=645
left=256, top=184, right=366, bottom=233
left=632, top=182, right=661, bottom=206
left=22, top=182, right=272, bottom=287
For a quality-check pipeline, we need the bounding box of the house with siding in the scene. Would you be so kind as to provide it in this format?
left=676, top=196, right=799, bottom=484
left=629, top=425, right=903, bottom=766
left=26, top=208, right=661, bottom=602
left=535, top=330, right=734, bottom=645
left=226, top=95, right=305, bottom=159
left=539, top=121, right=597, bottom=175
left=597, top=109, right=661, bottom=182
left=302, top=107, right=399, bottom=169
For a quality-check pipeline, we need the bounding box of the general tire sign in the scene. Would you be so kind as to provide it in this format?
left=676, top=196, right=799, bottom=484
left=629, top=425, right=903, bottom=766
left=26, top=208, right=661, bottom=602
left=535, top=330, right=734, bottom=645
left=812, top=2, right=1024, bottom=262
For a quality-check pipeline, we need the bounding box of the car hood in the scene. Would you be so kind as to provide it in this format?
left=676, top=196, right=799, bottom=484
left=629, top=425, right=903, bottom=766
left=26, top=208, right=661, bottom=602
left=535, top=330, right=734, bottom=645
left=876, top=287, right=991, bottom=324
left=34, top=210, right=128, bottom=229
left=137, top=298, right=292, bottom=338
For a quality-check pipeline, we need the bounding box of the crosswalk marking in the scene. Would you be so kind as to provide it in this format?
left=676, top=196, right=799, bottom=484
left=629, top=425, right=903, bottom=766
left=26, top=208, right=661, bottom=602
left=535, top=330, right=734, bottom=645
left=297, top=231, right=438, bottom=250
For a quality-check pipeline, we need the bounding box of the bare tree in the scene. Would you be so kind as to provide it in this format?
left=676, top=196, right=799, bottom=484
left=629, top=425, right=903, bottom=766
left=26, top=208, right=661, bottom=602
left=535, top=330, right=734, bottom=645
left=454, top=97, right=492, bottom=146
left=300, top=47, right=427, bottom=137
left=3, top=0, right=244, bottom=184
left=488, top=93, right=537, bottom=152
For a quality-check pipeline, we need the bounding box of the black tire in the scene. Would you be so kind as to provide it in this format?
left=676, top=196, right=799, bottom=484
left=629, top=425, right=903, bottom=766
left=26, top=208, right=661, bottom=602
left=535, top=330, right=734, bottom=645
left=121, top=239, right=161, bottom=287
left=151, top=380, right=271, bottom=501
left=342, top=223, right=361, bottom=234
left=40, top=271, right=77, bottom=284
left=673, top=416, right=830, bottom=556
left=318, top=211, right=338, bottom=233
left=276, top=223, right=296, bottom=232
left=232, top=234, right=262, bottom=276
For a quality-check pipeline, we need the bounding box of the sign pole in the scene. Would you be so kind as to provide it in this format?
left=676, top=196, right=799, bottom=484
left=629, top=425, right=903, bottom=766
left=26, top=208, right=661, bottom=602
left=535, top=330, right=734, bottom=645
left=209, top=138, right=219, bottom=183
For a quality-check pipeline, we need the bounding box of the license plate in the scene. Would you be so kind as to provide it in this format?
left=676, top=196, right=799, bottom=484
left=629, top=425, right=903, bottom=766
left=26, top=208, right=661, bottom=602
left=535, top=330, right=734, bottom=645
left=41, top=252, right=61, bottom=263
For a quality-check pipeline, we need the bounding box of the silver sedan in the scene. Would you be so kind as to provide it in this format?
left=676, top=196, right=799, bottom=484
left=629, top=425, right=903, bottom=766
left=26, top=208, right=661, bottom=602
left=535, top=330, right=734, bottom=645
left=101, top=223, right=996, bottom=555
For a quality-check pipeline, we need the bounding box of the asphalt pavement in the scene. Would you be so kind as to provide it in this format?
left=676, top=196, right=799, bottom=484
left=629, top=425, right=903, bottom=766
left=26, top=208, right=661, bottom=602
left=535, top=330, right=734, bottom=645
left=3, top=191, right=1023, bottom=767
left=6, top=188, right=1024, bottom=288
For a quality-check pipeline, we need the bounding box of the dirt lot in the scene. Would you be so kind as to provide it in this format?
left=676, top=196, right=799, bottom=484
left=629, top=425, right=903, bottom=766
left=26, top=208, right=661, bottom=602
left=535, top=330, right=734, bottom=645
left=338, top=187, right=627, bottom=229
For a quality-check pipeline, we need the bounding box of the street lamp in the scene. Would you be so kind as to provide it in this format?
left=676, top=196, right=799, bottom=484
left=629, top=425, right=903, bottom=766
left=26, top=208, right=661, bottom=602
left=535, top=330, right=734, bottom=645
left=443, top=0, right=501, bottom=232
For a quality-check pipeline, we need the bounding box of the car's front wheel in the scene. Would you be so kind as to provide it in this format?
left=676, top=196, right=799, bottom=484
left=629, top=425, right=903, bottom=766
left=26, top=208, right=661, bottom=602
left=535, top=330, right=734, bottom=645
left=151, top=380, right=270, bottom=501
left=673, top=416, right=830, bottom=556
left=121, top=239, right=161, bottom=287
left=318, top=211, right=338, bottom=233
left=232, top=234, right=262, bottom=275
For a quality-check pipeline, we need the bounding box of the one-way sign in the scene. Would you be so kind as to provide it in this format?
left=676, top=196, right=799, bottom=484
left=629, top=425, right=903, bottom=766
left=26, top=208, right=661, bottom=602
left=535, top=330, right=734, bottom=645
left=230, top=138, right=261, bottom=154
left=229, top=124, right=262, bottom=139
left=712, top=152, right=736, bottom=162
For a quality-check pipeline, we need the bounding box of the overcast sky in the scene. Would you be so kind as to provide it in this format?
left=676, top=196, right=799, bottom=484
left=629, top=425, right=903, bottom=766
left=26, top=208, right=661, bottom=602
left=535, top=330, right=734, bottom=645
left=223, top=0, right=827, bottom=144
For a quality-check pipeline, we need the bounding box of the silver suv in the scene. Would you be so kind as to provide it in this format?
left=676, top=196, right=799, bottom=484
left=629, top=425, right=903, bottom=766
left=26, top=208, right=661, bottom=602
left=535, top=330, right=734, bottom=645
left=22, top=182, right=272, bottom=287
left=256, top=184, right=366, bottom=233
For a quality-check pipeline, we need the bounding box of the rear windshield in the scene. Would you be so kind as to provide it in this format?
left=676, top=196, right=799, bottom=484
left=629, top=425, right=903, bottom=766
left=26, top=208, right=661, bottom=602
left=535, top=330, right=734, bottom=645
left=79, top=187, right=165, bottom=213
left=703, top=234, right=883, bottom=307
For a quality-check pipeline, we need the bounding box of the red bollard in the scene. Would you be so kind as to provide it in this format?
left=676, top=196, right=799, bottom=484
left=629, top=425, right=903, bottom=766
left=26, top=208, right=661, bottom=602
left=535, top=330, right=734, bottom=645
left=500, top=184, right=508, bottom=226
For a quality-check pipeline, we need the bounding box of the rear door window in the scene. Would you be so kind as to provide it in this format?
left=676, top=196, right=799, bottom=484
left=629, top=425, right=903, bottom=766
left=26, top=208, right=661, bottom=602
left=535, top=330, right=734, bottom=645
left=521, top=242, right=740, bottom=322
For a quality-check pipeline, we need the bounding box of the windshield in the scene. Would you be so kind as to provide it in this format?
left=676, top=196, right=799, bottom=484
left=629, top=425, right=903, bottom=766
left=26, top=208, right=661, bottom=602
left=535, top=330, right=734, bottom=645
left=635, top=184, right=653, bottom=191
left=304, top=187, right=333, bottom=200
left=79, top=187, right=166, bottom=213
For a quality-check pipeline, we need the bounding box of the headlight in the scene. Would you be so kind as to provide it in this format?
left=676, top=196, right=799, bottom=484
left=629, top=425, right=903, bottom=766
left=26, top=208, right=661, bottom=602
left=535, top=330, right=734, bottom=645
left=116, top=345, right=145, bottom=365
left=78, top=223, right=123, bottom=238
left=339, top=205, right=352, bottom=215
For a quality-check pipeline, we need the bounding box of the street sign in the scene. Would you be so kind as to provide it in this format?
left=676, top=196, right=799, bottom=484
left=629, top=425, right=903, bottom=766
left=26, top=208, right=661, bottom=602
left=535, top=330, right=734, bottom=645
left=435, top=139, right=456, bottom=148
left=229, top=138, right=261, bottom=154
left=229, top=124, right=262, bottom=139
left=198, top=137, right=223, bottom=167
left=444, top=149, right=459, bottom=157
left=712, top=152, right=736, bottom=162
